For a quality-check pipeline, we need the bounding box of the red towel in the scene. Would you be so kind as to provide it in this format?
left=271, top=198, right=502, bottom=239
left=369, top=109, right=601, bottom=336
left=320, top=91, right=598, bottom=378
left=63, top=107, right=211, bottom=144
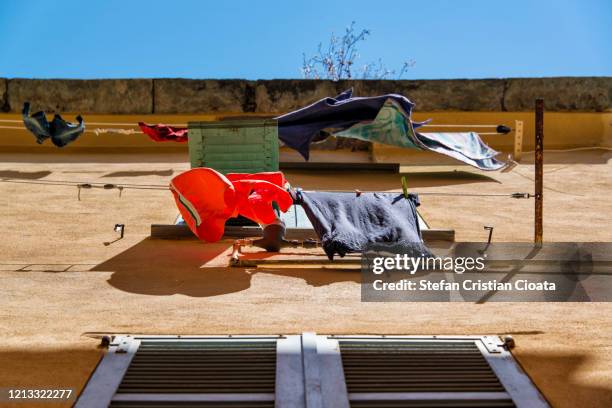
left=138, top=122, right=188, bottom=143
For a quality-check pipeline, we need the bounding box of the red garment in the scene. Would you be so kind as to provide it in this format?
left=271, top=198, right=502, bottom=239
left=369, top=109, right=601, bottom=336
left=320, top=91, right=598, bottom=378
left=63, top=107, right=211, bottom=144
left=138, top=122, right=189, bottom=143
left=170, top=168, right=236, bottom=242
left=232, top=179, right=293, bottom=225
left=226, top=172, right=287, bottom=188
left=170, top=168, right=292, bottom=242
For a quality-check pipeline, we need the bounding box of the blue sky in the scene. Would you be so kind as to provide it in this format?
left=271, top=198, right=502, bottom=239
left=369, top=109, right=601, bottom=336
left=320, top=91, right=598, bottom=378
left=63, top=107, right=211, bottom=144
left=0, top=0, right=610, bottom=79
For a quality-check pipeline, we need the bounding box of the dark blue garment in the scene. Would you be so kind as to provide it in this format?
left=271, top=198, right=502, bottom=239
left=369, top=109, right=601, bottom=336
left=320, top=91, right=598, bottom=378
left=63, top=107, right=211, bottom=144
left=22, top=102, right=85, bottom=147
left=22, top=102, right=51, bottom=144
left=49, top=113, right=85, bottom=147
left=276, top=89, right=425, bottom=160
left=298, top=191, right=431, bottom=260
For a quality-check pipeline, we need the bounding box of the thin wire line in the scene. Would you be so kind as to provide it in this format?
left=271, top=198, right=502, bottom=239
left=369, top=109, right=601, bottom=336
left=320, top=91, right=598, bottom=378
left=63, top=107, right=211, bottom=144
left=0, top=125, right=29, bottom=130
left=0, top=119, right=501, bottom=127
left=522, top=146, right=612, bottom=153
left=417, top=192, right=518, bottom=197
left=0, top=179, right=168, bottom=190
left=0, top=125, right=147, bottom=135
left=420, top=124, right=506, bottom=128
left=1, top=178, right=529, bottom=198
left=0, top=178, right=167, bottom=187
left=301, top=189, right=527, bottom=198
left=0, top=125, right=501, bottom=136
left=0, top=119, right=187, bottom=127
left=421, top=131, right=504, bottom=135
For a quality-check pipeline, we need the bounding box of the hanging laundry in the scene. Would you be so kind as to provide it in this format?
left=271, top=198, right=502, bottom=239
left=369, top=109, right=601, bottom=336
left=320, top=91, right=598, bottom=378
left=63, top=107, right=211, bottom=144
left=275, top=89, right=423, bottom=160
left=226, top=172, right=288, bottom=189
left=22, top=102, right=85, bottom=147
left=170, top=168, right=237, bottom=242
left=410, top=131, right=504, bottom=171
left=297, top=191, right=431, bottom=260
left=22, top=102, right=51, bottom=144
left=226, top=172, right=292, bottom=224
left=170, top=168, right=292, bottom=242
left=230, top=179, right=293, bottom=225
left=49, top=113, right=85, bottom=147
left=138, top=122, right=188, bottom=143
left=275, top=89, right=505, bottom=170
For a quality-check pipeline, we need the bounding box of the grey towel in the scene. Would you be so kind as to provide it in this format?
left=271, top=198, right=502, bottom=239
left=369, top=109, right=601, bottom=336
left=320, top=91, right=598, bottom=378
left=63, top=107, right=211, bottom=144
left=299, top=191, right=431, bottom=260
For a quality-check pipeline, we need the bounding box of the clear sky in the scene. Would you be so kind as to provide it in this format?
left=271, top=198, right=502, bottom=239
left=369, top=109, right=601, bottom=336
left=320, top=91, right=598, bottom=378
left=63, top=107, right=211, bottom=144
left=0, top=0, right=610, bottom=79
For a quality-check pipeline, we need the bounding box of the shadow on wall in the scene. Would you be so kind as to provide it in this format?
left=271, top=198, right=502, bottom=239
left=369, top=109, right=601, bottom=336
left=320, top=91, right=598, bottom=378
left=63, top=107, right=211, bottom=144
left=514, top=351, right=612, bottom=408
left=97, top=238, right=360, bottom=297
left=102, top=169, right=174, bottom=178
left=0, top=347, right=103, bottom=408
left=97, top=238, right=246, bottom=297
left=284, top=170, right=500, bottom=191
left=0, top=170, right=51, bottom=179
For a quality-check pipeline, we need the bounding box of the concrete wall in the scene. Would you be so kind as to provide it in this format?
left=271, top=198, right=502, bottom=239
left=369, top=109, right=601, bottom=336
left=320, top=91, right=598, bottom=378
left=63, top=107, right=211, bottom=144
left=2, top=77, right=610, bottom=114
left=6, top=79, right=153, bottom=114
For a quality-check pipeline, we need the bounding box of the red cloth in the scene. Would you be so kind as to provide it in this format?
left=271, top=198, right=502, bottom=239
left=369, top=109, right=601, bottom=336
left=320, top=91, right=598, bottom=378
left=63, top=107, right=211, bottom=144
left=232, top=179, right=293, bottom=225
left=170, top=169, right=292, bottom=242
left=170, top=168, right=236, bottom=242
left=226, top=171, right=291, bottom=224
left=226, top=172, right=287, bottom=188
left=138, top=122, right=189, bottom=143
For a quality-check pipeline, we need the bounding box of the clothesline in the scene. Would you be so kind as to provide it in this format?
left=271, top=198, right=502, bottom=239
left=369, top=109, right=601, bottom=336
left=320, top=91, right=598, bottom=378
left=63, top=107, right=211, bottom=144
left=0, top=125, right=145, bottom=135
left=422, top=132, right=502, bottom=136
left=420, top=124, right=507, bottom=128
left=0, top=119, right=188, bottom=127
left=1, top=124, right=504, bottom=137
left=0, top=118, right=510, bottom=129
left=0, top=178, right=168, bottom=189
left=0, top=177, right=532, bottom=199
left=1, top=121, right=509, bottom=129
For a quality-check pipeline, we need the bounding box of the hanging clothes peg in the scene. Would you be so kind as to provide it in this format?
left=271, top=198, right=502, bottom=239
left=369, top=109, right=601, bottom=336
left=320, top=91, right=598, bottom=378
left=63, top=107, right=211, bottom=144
left=401, top=176, right=409, bottom=198
left=77, top=183, right=92, bottom=201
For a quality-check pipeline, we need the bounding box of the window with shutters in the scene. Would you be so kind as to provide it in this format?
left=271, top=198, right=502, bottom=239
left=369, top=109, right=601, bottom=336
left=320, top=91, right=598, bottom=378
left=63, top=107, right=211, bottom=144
left=77, top=334, right=548, bottom=408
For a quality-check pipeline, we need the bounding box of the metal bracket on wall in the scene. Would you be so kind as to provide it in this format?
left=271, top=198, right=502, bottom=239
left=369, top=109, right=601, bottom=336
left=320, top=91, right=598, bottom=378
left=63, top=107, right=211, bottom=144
left=76, top=335, right=140, bottom=407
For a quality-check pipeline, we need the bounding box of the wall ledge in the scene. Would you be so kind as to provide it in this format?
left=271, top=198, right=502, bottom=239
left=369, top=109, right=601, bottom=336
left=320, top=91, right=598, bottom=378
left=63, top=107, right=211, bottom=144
left=2, top=77, right=610, bottom=114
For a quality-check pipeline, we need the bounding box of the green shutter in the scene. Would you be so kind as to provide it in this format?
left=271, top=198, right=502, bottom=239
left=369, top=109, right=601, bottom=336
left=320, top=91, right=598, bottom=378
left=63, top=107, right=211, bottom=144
left=188, top=119, right=279, bottom=174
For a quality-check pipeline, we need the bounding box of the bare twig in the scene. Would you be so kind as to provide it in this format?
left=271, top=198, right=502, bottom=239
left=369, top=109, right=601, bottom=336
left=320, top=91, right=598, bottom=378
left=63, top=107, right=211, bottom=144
left=301, top=22, right=413, bottom=81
